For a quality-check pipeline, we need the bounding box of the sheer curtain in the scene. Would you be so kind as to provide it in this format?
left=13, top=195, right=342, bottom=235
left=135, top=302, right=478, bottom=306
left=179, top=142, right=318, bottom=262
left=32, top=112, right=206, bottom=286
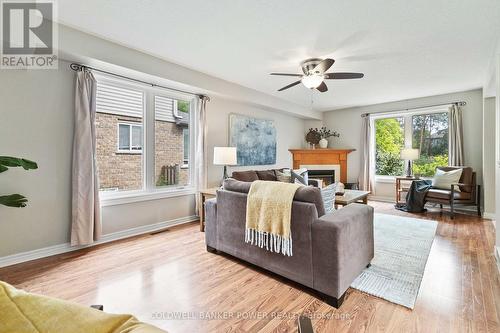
left=359, top=115, right=374, bottom=191
left=449, top=104, right=464, bottom=166
left=71, top=69, right=101, bottom=246
left=195, top=95, right=210, bottom=215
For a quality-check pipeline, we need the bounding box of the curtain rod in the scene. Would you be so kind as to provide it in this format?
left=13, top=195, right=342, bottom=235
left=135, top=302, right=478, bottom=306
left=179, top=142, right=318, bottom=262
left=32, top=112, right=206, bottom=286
left=69, top=63, right=210, bottom=101
left=360, top=101, right=466, bottom=118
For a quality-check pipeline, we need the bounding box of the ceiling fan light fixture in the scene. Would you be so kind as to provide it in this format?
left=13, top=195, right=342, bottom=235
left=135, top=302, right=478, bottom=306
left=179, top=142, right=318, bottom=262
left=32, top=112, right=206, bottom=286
left=301, top=74, right=324, bottom=89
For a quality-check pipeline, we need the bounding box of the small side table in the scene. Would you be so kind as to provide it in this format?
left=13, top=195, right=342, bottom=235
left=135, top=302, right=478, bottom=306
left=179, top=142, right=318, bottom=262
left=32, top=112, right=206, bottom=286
left=395, top=176, right=418, bottom=204
left=198, top=187, right=219, bottom=232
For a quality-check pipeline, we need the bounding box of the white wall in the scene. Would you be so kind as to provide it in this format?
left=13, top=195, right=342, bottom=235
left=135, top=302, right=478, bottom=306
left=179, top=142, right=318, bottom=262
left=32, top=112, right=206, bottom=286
left=0, top=26, right=310, bottom=259
left=206, top=98, right=305, bottom=187
left=495, top=55, right=500, bottom=257
left=323, top=89, right=484, bottom=200
left=483, top=97, right=496, bottom=218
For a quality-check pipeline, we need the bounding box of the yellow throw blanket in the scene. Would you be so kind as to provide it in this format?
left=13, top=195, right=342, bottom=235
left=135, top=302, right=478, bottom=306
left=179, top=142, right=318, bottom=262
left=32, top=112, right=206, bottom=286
left=0, top=280, right=166, bottom=333
left=245, top=180, right=301, bottom=256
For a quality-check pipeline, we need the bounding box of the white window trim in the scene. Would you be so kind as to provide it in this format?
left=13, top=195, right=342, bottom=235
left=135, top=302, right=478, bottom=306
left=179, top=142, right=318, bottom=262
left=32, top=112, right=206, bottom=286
left=372, top=105, right=451, bottom=180
left=100, top=187, right=197, bottom=207
left=182, top=128, right=189, bottom=168
left=117, top=122, right=143, bottom=153
left=95, top=73, right=199, bottom=206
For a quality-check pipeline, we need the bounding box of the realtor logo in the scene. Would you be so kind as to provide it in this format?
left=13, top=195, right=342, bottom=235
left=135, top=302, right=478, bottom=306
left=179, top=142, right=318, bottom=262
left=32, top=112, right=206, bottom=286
left=1, top=0, right=57, bottom=69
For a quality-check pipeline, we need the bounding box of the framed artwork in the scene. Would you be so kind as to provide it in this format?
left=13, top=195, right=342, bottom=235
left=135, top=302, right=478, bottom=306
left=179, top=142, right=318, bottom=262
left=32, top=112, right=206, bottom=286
left=229, top=114, right=276, bottom=166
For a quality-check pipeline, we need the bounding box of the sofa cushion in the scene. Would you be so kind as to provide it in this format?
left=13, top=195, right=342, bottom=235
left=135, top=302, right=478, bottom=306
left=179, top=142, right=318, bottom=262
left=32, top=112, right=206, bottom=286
left=0, top=281, right=166, bottom=333
left=426, top=188, right=472, bottom=200
left=256, top=170, right=278, bottom=181
left=276, top=170, right=292, bottom=183
left=223, top=178, right=326, bottom=216
left=231, top=170, right=259, bottom=182
left=224, top=178, right=252, bottom=193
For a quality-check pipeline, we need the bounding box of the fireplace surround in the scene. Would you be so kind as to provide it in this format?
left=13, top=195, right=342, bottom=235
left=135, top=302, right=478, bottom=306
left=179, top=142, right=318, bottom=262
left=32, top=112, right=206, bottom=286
left=289, top=149, right=355, bottom=184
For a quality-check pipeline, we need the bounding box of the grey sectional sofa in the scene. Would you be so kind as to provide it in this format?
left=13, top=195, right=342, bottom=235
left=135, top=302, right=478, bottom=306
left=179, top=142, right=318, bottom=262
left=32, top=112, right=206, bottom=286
left=204, top=178, right=374, bottom=308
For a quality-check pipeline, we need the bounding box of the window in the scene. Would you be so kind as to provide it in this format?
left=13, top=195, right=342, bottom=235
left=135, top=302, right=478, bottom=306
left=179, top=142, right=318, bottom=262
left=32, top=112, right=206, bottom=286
left=95, top=80, right=144, bottom=192
left=373, top=109, right=449, bottom=177
left=375, top=117, right=405, bottom=176
left=118, top=123, right=143, bottom=152
left=154, top=95, right=191, bottom=188
left=95, top=75, right=196, bottom=198
left=412, top=112, right=449, bottom=176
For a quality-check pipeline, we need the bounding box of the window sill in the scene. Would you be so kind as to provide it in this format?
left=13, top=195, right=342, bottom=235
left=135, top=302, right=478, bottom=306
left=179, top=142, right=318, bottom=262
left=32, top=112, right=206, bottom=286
left=100, top=187, right=196, bottom=207
left=375, top=176, right=397, bottom=184
left=375, top=175, right=433, bottom=184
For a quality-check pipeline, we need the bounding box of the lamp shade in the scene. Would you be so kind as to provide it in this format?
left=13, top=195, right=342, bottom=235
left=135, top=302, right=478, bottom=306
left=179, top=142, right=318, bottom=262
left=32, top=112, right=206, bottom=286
left=213, top=147, right=237, bottom=165
left=400, top=148, right=419, bottom=160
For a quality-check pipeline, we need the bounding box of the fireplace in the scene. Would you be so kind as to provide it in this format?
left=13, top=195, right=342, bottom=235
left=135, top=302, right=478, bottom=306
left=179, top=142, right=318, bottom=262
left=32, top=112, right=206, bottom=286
left=289, top=149, right=355, bottom=184
left=300, top=164, right=340, bottom=186
left=308, top=170, right=335, bottom=186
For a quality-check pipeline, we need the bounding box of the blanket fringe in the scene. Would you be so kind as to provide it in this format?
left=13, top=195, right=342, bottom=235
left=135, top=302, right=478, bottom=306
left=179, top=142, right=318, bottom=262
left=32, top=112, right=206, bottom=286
left=245, top=229, right=293, bottom=256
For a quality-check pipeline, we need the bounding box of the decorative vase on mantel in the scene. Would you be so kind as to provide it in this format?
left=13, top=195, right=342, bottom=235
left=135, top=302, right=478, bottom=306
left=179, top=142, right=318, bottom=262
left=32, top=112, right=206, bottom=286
left=319, top=138, right=328, bottom=148
left=306, top=127, right=340, bottom=149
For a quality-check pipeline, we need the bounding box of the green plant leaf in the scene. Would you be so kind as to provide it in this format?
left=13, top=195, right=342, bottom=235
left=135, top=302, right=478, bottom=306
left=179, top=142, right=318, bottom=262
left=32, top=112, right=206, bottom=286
left=0, top=194, right=28, bottom=208
left=0, top=156, right=38, bottom=172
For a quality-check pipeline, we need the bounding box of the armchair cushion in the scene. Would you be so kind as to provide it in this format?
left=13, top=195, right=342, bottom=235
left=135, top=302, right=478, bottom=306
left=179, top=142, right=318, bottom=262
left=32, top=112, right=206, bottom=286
left=426, top=188, right=472, bottom=201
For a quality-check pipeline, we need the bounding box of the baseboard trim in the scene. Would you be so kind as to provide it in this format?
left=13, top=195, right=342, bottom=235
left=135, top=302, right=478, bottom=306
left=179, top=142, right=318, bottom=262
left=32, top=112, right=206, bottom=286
left=0, top=215, right=198, bottom=268
left=483, top=212, right=496, bottom=221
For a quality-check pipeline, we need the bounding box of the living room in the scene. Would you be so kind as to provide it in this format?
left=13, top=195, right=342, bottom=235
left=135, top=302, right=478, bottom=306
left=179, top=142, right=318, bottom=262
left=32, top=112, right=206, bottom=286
left=0, top=1, right=499, bottom=332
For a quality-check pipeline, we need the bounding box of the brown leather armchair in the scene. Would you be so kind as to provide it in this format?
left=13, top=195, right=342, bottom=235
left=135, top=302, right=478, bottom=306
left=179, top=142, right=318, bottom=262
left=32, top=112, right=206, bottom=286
left=425, top=166, right=481, bottom=219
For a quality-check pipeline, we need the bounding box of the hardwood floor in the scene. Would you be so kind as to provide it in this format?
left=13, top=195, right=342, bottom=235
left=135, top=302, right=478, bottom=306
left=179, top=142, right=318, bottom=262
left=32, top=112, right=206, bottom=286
left=1, top=202, right=499, bottom=332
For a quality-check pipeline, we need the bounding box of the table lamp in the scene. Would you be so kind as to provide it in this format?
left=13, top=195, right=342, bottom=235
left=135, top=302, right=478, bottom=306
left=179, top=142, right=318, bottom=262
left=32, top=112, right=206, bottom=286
left=213, top=147, right=237, bottom=181
left=400, top=148, right=419, bottom=177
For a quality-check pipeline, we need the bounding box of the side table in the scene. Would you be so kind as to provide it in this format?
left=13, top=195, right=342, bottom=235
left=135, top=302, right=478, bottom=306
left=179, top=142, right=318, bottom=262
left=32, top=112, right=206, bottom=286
left=395, top=176, right=418, bottom=204
left=198, top=187, right=219, bottom=232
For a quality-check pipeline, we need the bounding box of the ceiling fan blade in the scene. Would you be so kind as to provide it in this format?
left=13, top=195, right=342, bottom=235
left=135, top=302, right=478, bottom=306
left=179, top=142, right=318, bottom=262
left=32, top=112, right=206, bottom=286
left=270, top=73, right=303, bottom=77
left=325, top=72, right=364, bottom=79
left=278, top=80, right=301, bottom=91
left=316, top=81, right=328, bottom=92
left=312, top=58, right=335, bottom=74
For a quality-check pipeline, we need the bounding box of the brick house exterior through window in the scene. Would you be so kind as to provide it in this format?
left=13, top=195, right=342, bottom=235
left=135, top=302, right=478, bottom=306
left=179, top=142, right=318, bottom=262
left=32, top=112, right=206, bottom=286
left=95, top=76, right=193, bottom=194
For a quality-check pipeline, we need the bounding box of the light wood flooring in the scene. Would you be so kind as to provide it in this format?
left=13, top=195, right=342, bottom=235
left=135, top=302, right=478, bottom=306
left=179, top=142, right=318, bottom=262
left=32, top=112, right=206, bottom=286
left=0, top=202, right=499, bottom=332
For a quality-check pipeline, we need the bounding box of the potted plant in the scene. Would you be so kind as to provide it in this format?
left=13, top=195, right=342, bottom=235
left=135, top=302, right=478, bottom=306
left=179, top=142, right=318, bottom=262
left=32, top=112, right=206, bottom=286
left=0, top=156, right=38, bottom=207
left=318, top=127, right=340, bottom=148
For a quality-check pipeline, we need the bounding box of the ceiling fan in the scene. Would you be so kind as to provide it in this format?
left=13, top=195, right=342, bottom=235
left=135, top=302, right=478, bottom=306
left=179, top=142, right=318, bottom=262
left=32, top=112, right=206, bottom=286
left=270, top=58, right=364, bottom=92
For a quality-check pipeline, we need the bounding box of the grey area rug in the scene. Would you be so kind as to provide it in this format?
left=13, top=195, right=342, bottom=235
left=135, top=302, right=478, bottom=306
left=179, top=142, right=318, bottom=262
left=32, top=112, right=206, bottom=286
left=351, top=213, right=437, bottom=309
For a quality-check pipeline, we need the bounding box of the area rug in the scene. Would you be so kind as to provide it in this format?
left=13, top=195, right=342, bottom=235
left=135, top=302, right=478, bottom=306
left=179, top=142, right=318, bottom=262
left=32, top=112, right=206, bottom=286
left=351, top=213, right=437, bottom=309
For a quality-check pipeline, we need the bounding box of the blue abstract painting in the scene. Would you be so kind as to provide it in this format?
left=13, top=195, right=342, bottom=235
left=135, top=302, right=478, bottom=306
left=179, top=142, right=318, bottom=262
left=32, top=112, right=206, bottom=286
left=229, top=114, right=276, bottom=166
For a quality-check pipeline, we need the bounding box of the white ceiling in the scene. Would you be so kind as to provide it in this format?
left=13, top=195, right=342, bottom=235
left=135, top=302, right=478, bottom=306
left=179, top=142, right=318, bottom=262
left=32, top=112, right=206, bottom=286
left=58, top=0, right=500, bottom=112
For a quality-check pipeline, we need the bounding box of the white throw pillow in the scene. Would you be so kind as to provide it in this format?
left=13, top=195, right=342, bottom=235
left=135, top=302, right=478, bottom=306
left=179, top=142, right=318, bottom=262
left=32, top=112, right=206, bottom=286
left=321, top=182, right=337, bottom=214
left=432, top=168, right=462, bottom=192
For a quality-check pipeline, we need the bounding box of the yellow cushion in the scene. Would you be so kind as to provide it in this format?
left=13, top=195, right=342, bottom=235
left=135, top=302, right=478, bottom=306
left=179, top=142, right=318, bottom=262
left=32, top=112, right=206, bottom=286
left=0, top=281, right=166, bottom=333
